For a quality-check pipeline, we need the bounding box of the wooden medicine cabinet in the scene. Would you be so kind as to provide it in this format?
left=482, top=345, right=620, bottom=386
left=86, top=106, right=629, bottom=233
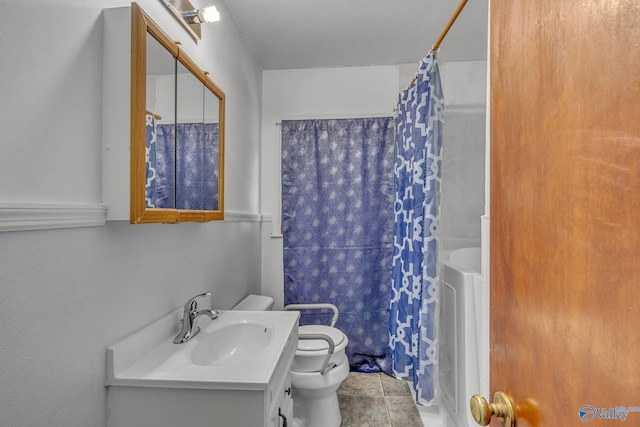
left=102, top=3, right=225, bottom=223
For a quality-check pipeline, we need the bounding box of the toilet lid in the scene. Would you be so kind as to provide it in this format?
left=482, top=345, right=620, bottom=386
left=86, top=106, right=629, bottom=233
left=298, top=325, right=345, bottom=351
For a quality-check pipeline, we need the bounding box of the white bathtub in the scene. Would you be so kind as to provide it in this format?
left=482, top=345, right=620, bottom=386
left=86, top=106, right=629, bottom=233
left=447, top=247, right=481, bottom=273
left=438, top=247, right=482, bottom=427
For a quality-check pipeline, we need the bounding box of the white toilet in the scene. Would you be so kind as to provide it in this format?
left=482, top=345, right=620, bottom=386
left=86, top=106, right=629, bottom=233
left=233, top=295, right=350, bottom=427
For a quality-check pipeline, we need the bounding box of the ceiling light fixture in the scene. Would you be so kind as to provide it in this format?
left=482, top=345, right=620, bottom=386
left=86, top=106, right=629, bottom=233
left=161, top=0, right=220, bottom=41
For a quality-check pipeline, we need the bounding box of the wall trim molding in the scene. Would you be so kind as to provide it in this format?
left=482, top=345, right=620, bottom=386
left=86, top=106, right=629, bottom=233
left=0, top=202, right=108, bottom=232
left=445, top=103, right=486, bottom=113
left=224, top=211, right=262, bottom=222
left=0, top=204, right=272, bottom=230
left=260, top=215, right=283, bottom=238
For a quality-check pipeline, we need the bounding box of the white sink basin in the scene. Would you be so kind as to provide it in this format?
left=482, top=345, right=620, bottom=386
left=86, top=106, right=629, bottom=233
left=188, top=319, right=274, bottom=366
left=106, top=309, right=299, bottom=390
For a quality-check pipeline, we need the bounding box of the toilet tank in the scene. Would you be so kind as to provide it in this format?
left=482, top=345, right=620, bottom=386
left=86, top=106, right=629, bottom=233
left=233, top=295, right=274, bottom=311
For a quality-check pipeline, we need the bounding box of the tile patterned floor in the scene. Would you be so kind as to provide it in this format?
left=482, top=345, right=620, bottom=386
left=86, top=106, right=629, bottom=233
left=337, top=372, right=424, bottom=427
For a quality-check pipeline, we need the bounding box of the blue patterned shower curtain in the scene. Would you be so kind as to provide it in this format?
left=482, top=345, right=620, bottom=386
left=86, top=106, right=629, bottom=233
left=146, top=120, right=219, bottom=209
left=145, top=113, right=159, bottom=208
left=389, top=54, right=444, bottom=405
left=281, top=117, right=395, bottom=372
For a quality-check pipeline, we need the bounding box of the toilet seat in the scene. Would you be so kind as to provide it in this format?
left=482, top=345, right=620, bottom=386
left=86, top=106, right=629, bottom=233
left=297, top=325, right=346, bottom=353
left=231, top=296, right=349, bottom=427
left=293, top=325, right=349, bottom=373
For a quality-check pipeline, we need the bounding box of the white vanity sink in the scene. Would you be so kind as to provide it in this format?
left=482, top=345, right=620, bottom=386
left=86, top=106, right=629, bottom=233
left=188, top=318, right=274, bottom=366
left=106, top=308, right=299, bottom=427
left=107, top=309, right=299, bottom=390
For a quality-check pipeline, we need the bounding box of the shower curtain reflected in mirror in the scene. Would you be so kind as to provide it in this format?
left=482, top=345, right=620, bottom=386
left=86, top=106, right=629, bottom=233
left=145, top=115, right=219, bottom=210
left=281, top=117, right=395, bottom=372
left=390, top=53, right=444, bottom=405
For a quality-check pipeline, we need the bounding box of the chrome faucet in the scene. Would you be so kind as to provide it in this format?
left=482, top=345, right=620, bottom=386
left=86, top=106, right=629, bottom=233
left=173, top=292, right=219, bottom=344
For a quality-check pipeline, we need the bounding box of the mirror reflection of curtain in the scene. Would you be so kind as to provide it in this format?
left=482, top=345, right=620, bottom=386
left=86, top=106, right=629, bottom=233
left=390, top=53, right=444, bottom=405
left=146, top=122, right=219, bottom=210
left=176, top=124, right=205, bottom=210
left=145, top=113, right=158, bottom=207
left=154, top=123, right=176, bottom=209
left=202, top=123, right=219, bottom=210
left=281, top=117, right=395, bottom=373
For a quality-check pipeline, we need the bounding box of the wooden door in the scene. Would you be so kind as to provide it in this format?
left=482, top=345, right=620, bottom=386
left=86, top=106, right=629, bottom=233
left=490, top=1, right=640, bottom=426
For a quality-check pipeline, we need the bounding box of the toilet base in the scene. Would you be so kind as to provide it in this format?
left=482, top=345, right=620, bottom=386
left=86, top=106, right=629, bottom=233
left=290, top=360, right=349, bottom=427
left=292, top=390, right=341, bottom=427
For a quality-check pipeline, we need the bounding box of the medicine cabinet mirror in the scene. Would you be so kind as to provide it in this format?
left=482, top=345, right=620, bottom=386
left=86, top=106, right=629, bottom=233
left=130, top=3, right=225, bottom=223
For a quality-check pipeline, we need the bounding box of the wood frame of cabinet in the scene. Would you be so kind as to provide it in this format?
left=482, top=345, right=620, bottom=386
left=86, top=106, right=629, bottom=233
left=130, top=3, right=225, bottom=224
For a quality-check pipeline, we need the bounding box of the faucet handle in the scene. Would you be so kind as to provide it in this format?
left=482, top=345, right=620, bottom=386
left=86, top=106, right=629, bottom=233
left=185, top=292, right=212, bottom=312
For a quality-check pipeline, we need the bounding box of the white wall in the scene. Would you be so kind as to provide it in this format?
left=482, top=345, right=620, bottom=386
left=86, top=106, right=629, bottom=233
left=439, top=61, right=487, bottom=250
left=260, top=66, right=399, bottom=308
left=0, top=1, right=262, bottom=426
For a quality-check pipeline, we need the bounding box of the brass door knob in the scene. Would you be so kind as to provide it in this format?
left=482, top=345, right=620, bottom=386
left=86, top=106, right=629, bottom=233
left=470, top=392, right=516, bottom=426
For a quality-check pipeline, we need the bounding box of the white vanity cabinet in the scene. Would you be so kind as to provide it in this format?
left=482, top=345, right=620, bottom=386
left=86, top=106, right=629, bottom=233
left=106, top=310, right=299, bottom=427
left=107, top=343, right=295, bottom=427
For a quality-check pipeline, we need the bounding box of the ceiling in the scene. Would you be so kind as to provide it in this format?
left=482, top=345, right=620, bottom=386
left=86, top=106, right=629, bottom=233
left=219, top=0, right=488, bottom=70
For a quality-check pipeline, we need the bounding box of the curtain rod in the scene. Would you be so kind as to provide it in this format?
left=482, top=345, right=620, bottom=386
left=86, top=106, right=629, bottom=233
left=146, top=110, right=162, bottom=120
left=406, top=0, right=469, bottom=89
